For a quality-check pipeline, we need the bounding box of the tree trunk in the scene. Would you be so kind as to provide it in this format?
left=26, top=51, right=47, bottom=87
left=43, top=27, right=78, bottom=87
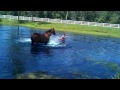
left=18, top=11, right=20, bottom=23
left=31, top=11, right=33, bottom=22
left=65, top=11, right=68, bottom=25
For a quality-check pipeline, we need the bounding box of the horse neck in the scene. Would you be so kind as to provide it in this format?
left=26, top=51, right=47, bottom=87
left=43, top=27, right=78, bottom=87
left=44, top=32, right=52, bottom=38
left=48, top=30, right=53, bottom=35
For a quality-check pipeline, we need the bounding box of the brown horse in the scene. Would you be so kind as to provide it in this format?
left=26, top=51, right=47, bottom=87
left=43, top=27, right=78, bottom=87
left=31, top=28, right=56, bottom=45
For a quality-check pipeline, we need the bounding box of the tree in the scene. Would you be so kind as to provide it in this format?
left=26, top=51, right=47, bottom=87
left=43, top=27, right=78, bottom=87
left=70, top=11, right=77, bottom=20
left=1, top=11, right=120, bottom=24
left=65, top=11, right=68, bottom=25
left=18, top=11, right=19, bottom=23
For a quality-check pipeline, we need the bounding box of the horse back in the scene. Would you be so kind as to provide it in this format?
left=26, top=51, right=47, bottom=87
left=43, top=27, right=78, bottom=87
left=31, top=33, right=41, bottom=41
left=31, top=33, right=48, bottom=43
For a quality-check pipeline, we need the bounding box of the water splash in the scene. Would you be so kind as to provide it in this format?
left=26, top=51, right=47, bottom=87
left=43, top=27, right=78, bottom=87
left=17, top=38, right=31, bottom=43
left=46, top=35, right=66, bottom=47
left=16, top=36, right=66, bottom=47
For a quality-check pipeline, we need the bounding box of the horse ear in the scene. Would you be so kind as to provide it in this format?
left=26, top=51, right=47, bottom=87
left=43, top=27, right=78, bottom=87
left=52, top=28, right=54, bottom=30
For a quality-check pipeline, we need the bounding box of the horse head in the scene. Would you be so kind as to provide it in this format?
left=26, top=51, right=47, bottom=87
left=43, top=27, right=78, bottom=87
left=51, top=28, right=56, bottom=35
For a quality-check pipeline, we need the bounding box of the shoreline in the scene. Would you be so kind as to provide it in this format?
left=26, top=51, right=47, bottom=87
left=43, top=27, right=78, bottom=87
left=0, top=19, right=120, bottom=38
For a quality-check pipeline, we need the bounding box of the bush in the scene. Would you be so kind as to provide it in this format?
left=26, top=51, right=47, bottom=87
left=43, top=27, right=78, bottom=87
left=0, top=18, right=2, bottom=22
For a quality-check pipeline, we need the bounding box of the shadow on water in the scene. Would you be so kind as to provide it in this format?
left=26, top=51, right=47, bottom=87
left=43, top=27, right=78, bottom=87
left=31, top=45, right=51, bottom=55
left=10, top=57, right=25, bottom=78
left=7, top=35, right=25, bottom=78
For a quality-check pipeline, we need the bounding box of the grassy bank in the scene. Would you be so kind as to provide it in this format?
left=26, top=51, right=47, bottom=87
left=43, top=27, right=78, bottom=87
left=0, top=18, right=19, bottom=25
left=20, top=22, right=120, bottom=38
left=0, top=18, right=120, bottom=38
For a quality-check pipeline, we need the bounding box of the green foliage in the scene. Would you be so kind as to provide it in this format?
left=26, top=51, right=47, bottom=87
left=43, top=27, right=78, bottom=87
left=110, top=13, right=120, bottom=24
left=1, top=11, right=120, bottom=24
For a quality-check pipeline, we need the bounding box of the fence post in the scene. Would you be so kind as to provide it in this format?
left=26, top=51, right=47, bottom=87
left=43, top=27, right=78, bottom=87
left=23, top=16, right=24, bottom=20
left=118, top=24, right=120, bottom=28
left=29, top=17, right=30, bottom=21
left=33, top=17, right=34, bottom=21
left=103, top=23, right=104, bottom=27
left=95, top=22, right=97, bottom=26
left=74, top=21, right=75, bottom=24
left=10, top=15, right=11, bottom=19
left=4, top=15, right=5, bottom=18
left=110, top=24, right=111, bottom=28
left=48, top=18, right=49, bottom=22
left=81, top=21, right=82, bottom=25
left=61, top=20, right=62, bottom=23
left=88, top=22, right=89, bottom=26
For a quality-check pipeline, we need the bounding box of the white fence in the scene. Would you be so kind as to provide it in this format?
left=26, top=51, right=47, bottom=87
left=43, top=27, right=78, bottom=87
left=0, top=15, right=120, bottom=28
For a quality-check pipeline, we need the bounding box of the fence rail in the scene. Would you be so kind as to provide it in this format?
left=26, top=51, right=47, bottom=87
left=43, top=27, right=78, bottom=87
left=0, top=15, right=120, bottom=28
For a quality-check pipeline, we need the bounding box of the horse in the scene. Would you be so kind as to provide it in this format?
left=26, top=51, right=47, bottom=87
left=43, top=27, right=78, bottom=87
left=31, top=28, right=56, bottom=45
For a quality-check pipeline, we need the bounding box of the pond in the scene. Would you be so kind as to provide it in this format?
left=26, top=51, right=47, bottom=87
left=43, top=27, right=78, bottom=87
left=0, top=25, right=120, bottom=79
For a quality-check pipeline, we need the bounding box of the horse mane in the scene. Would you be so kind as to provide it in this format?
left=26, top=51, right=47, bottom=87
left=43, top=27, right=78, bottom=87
left=45, top=30, right=52, bottom=33
left=45, top=28, right=54, bottom=33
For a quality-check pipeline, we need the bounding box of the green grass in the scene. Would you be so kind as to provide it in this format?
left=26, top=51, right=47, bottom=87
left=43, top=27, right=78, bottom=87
left=1, top=18, right=120, bottom=38
left=19, top=21, right=120, bottom=38
left=0, top=18, right=18, bottom=25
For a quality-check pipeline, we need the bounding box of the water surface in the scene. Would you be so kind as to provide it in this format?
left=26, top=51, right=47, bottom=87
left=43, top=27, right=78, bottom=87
left=0, top=25, right=120, bottom=79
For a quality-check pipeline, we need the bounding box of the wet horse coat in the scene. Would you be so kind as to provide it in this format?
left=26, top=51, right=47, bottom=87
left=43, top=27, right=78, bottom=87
left=31, top=28, right=56, bottom=45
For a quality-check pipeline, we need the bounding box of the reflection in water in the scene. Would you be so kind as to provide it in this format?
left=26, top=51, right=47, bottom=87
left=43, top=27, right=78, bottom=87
left=8, top=42, right=25, bottom=78
left=17, top=25, right=19, bottom=38
left=10, top=57, right=25, bottom=77
left=31, top=45, right=51, bottom=55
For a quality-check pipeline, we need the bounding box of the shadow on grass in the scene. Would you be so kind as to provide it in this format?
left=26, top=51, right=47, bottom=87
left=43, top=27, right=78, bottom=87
left=36, top=21, right=52, bottom=24
left=19, top=20, right=52, bottom=25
